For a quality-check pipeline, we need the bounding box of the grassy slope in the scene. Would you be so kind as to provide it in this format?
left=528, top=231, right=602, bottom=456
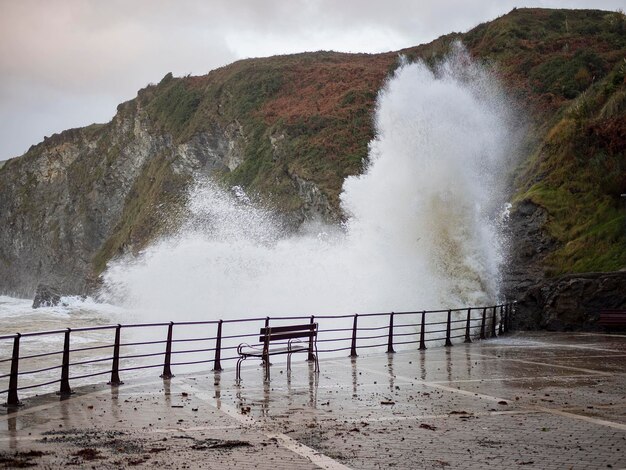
left=519, top=68, right=626, bottom=273
left=463, top=8, right=626, bottom=273
left=138, top=52, right=397, bottom=212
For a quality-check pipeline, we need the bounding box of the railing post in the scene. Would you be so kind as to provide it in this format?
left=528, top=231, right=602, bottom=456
left=108, top=324, right=124, bottom=386
left=262, top=317, right=270, bottom=366
left=508, top=303, right=513, bottom=332
left=350, top=314, right=358, bottom=357
left=491, top=306, right=497, bottom=337
left=5, top=334, right=22, bottom=407
left=308, top=315, right=315, bottom=361
left=480, top=308, right=486, bottom=340
left=504, top=302, right=513, bottom=333
left=505, top=304, right=510, bottom=334
left=498, top=305, right=504, bottom=335
left=213, top=320, right=223, bottom=371
left=387, top=312, right=395, bottom=353
left=445, top=309, right=453, bottom=347
left=59, top=328, right=73, bottom=396
left=161, top=322, right=174, bottom=379
left=263, top=326, right=271, bottom=381
left=504, top=303, right=511, bottom=333
left=464, top=308, right=472, bottom=343
left=419, top=311, right=427, bottom=350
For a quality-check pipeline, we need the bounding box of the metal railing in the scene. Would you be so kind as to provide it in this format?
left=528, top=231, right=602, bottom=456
left=0, top=302, right=514, bottom=407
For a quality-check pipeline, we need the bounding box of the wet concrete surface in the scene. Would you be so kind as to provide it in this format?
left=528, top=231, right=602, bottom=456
left=0, top=331, right=625, bottom=469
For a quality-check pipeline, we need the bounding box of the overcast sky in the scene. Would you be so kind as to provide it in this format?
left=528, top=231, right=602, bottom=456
left=0, top=0, right=623, bottom=161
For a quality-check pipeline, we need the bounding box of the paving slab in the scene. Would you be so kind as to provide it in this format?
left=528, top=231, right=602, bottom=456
left=0, top=331, right=625, bottom=469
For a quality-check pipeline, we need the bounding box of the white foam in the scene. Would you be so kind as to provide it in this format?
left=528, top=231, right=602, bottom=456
left=102, top=44, right=516, bottom=322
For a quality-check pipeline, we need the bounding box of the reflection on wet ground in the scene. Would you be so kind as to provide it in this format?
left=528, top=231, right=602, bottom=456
left=0, top=331, right=624, bottom=469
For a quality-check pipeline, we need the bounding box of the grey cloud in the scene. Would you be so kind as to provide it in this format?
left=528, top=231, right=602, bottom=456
left=1, top=0, right=624, bottom=160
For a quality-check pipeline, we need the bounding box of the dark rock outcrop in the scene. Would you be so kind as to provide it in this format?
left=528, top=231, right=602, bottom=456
left=32, top=284, right=62, bottom=308
left=502, top=199, right=557, bottom=301
left=514, top=271, right=626, bottom=331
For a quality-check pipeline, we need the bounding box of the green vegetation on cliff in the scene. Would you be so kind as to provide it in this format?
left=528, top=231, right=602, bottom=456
left=136, top=52, right=395, bottom=213
left=454, top=8, right=626, bottom=274
left=518, top=57, right=626, bottom=273
left=468, top=8, right=626, bottom=274
left=406, top=8, right=626, bottom=275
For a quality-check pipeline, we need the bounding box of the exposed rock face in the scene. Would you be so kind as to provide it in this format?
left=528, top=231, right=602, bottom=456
left=173, top=126, right=243, bottom=175
left=32, top=284, right=62, bottom=308
left=290, top=173, right=337, bottom=224
left=0, top=102, right=249, bottom=299
left=504, top=200, right=626, bottom=331
left=502, top=199, right=557, bottom=300
left=0, top=97, right=338, bottom=300
left=1, top=106, right=140, bottom=296
left=514, top=271, right=626, bottom=331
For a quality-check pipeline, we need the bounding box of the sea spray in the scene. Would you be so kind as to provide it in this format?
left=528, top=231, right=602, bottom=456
left=342, top=45, right=514, bottom=310
left=102, top=44, right=516, bottom=322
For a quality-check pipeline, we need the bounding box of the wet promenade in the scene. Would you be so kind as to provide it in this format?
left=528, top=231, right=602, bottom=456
left=0, top=331, right=625, bottom=469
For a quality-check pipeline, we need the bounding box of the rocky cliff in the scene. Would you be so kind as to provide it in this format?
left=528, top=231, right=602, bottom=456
left=0, top=101, right=188, bottom=296
left=514, top=271, right=626, bottom=330
left=0, top=53, right=392, bottom=298
left=0, top=8, right=625, bottom=311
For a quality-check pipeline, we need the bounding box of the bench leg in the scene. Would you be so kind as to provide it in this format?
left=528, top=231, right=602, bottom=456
left=236, top=356, right=246, bottom=382
left=314, top=345, right=319, bottom=373
left=264, top=356, right=270, bottom=382
left=287, top=352, right=292, bottom=372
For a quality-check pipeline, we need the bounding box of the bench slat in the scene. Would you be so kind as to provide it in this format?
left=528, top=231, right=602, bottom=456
left=260, top=323, right=316, bottom=334
left=259, top=331, right=317, bottom=342
left=239, top=345, right=308, bottom=357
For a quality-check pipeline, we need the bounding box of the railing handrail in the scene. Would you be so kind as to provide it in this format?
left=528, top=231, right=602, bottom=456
left=0, top=303, right=511, bottom=341
left=0, top=302, right=515, bottom=406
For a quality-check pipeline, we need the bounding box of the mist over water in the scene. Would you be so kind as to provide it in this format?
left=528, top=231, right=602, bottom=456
left=103, top=44, right=515, bottom=322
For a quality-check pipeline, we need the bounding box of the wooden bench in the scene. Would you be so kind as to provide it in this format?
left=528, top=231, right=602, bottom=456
left=597, top=309, right=626, bottom=329
left=236, top=323, right=319, bottom=381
